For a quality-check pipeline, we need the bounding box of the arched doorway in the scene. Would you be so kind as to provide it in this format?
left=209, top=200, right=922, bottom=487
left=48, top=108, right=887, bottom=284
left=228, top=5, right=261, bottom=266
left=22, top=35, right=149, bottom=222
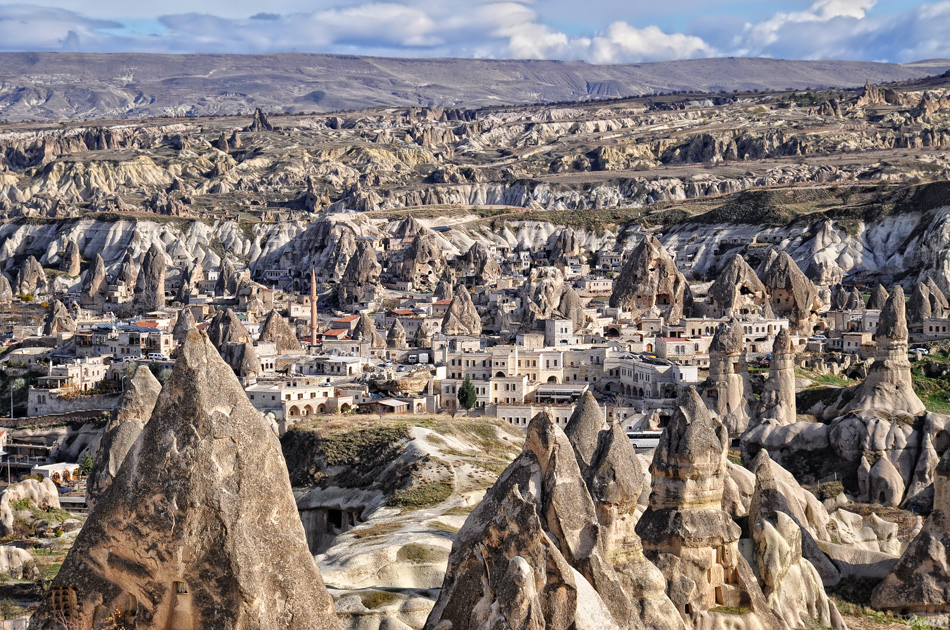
left=547, top=376, right=558, bottom=383
left=289, top=405, right=300, bottom=417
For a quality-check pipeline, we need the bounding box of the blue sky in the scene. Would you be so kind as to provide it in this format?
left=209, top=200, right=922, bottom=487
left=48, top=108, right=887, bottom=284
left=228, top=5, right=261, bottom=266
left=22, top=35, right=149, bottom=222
left=1, top=0, right=949, bottom=63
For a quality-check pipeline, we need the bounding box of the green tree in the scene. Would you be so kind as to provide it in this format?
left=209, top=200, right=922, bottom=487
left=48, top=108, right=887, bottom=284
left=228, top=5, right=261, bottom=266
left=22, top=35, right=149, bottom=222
left=79, top=452, right=95, bottom=477
left=457, top=376, right=478, bottom=410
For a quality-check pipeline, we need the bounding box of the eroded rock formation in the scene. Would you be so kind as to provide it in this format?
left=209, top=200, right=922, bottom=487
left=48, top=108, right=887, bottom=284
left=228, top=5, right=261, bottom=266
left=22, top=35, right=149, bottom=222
left=610, top=235, right=690, bottom=324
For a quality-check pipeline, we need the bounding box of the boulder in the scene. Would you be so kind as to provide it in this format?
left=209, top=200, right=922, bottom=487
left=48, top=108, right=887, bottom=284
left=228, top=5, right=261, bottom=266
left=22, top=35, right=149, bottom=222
left=28, top=331, right=340, bottom=630
left=0, top=479, right=60, bottom=538
left=86, top=366, right=162, bottom=511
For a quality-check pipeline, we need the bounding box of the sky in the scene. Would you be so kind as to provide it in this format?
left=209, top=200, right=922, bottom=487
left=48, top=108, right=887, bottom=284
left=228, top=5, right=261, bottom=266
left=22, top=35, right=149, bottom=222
left=0, top=0, right=948, bottom=63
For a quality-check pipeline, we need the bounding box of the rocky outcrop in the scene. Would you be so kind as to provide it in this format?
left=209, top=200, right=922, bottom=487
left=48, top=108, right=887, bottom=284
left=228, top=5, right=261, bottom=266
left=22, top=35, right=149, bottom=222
left=337, top=241, right=380, bottom=307
left=758, top=250, right=821, bottom=333
left=456, top=242, right=501, bottom=286
left=909, top=278, right=949, bottom=323
left=424, top=411, right=683, bottom=630
left=352, top=313, right=386, bottom=349
left=0, top=479, right=60, bottom=538
left=28, top=331, right=340, bottom=630
left=398, top=232, right=446, bottom=292
left=172, top=308, right=196, bottom=346
left=80, top=253, right=107, bottom=307
left=609, top=235, right=690, bottom=324
left=13, top=255, right=48, bottom=296
left=0, top=274, right=11, bottom=305
left=871, top=449, right=950, bottom=623
left=703, top=320, right=754, bottom=436
left=387, top=319, right=408, bottom=350
left=86, top=366, right=162, bottom=511
left=244, top=107, right=275, bottom=132
left=441, top=285, right=480, bottom=336
left=519, top=266, right=565, bottom=330
left=43, top=299, right=76, bottom=336
left=707, top=254, right=769, bottom=318
left=557, top=287, right=586, bottom=332
left=841, top=286, right=925, bottom=417
left=175, top=260, right=203, bottom=303
left=434, top=269, right=454, bottom=301
left=866, top=283, right=889, bottom=310
left=259, top=309, right=302, bottom=354
left=749, top=453, right=846, bottom=630
left=636, top=387, right=780, bottom=628
left=132, top=242, right=166, bottom=313
left=564, top=390, right=607, bottom=476
left=756, top=328, right=797, bottom=427
left=207, top=309, right=260, bottom=381
left=59, top=239, right=81, bottom=276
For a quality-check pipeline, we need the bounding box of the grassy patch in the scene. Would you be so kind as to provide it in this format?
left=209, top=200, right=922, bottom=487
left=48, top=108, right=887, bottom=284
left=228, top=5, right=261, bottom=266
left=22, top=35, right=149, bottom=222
left=396, top=543, right=442, bottom=564
left=430, top=521, right=460, bottom=534
left=41, top=563, right=61, bottom=581
left=359, top=590, right=400, bottom=610
left=911, top=367, right=950, bottom=414
left=710, top=606, right=751, bottom=615
left=350, top=521, right=402, bottom=540
left=816, top=481, right=844, bottom=501
left=443, top=506, right=473, bottom=517
left=388, top=481, right=453, bottom=510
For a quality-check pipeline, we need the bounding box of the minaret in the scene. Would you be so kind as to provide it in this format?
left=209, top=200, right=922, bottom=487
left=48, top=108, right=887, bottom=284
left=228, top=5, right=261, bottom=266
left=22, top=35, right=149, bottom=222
left=310, top=267, right=318, bottom=350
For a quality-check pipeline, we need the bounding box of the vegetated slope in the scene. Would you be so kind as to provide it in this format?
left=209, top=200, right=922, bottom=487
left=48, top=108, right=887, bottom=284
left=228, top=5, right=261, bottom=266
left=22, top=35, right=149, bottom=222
left=0, top=53, right=948, bottom=121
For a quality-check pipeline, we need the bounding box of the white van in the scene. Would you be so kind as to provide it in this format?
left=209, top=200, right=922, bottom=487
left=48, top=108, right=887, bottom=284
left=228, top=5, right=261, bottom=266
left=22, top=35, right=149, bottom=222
left=147, top=353, right=169, bottom=361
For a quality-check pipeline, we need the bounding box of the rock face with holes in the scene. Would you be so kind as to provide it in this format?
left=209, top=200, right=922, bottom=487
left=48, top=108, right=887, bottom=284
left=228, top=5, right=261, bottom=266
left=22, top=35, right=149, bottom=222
left=755, top=328, right=797, bottom=428
left=398, top=232, right=447, bottom=292
left=338, top=241, right=381, bottom=307
left=80, top=253, right=107, bottom=307
left=132, top=242, right=166, bottom=313
left=610, top=235, right=691, bottom=324
left=872, top=449, right=950, bottom=624
left=14, top=255, right=48, bottom=296
left=28, top=331, right=341, bottom=630
left=706, top=254, right=770, bottom=318
left=86, top=365, right=162, bottom=511
left=636, top=388, right=781, bottom=629
left=758, top=250, right=821, bottom=334
left=703, top=320, right=754, bottom=436
left=352, top=313, right=386, bottom=349
left=43, top=299, right=76, bottom=336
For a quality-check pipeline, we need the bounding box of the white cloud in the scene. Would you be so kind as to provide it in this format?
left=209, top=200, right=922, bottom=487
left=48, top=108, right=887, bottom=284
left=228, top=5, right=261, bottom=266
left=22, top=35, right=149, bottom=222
left=3, top=0, right=950, bottom=65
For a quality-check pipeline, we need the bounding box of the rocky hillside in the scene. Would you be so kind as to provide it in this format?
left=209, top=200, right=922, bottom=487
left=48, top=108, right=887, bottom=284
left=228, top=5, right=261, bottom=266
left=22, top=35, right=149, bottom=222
left=0, top=54, right=947, bottom=122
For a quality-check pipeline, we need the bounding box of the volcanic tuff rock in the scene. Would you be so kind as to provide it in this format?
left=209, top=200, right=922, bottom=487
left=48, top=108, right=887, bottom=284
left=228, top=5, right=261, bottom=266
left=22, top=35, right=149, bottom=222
left=636, top=388, right=780, bottom=628
left=352, top=313, right=386, bottom=349
left=245, top=107, right=275, bottom=132
left=14, top=255, right=48, bottom=296
left=441, top=285, right=481, bottom=336
left=132, top=242, right=166, bottom=313
left=610, top=235, right=690, bottom=324
left=59, top=239, right=81, bottom=277
left=172, top=307, right=196, bottom=345
left=0, top=479, right=60, bottom=538
left=867, top=283, right=890, bottom=310
left=519, top=266, right=566, bottom=330
left=564, top=391, right=607, bottom=477
left=842, top=286, right=925, bottom=417
left=0, top=274, right=11, bottom=305
left=434, top=269, right=454, bottom=301
left=755, top=328, right=797, bottom=427
left=176, top=260, right=203, bottom=303
left=748, top=453, right=847, bottom=630
left=871, top=448, right=950, bottom=622
left=43, top=299, right=76, bottom=336
left=80, top=253, right=107, bottom=307
left=456, top=241, right=501, bottom=286
left=28, top=331, right=340, bottom=630
left=337, top=241, right=381, bottom=306
left=557, top=287, right=586, bottom=332
left=909, top=277, right=950, bottom=323
left=758, top=250, right=821, bottom=333
left=387, top=319, right=408, bottom=349
left=86, top=365, right=162, bottom=511
left=706, top=254, right=769, bottom=318
left=207, top=308, right=261, bottom=380
left=258, top=309, right=303, bottom=354
left=424, top=411, right=682, bottom=630
left=398, top=232, right=447, bottom=292
left=704, top=321, right=754, bottom=436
